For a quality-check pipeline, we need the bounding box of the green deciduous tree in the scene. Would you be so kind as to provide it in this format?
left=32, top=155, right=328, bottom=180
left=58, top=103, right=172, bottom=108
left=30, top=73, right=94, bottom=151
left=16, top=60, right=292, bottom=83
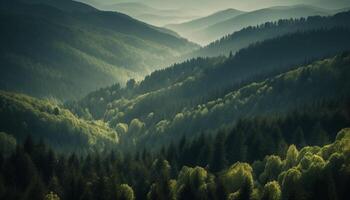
left=261, top=181, right=281, bottom=200
left=117, top=184, right=135, bottom=200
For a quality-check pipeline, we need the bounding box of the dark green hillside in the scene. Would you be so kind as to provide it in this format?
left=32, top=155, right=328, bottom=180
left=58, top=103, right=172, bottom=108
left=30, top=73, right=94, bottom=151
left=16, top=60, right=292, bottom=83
left=21, top=0, right=97, bottom=12
left=72, top=28, right=350, bottom=125
left=186, top=11, right=350, bottom=59
left=0, top=91, right=118, bottom=153
left=71, top=52, right=350, bottom=151
left=66, top=57, right=225, bottom=119
left=0, top=0, right=198, bottom=100
left=1, top=1, right=350, bottom=200
left=122, top=53, right=350, bottom=149
left=162, top=99, right=350, bottom=170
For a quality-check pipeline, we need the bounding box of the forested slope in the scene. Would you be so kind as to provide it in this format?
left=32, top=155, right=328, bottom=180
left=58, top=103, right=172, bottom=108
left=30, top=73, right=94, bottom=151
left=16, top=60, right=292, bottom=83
left=165, top=9, right=246, bottom=39
left=1, top=1, right=350, bottom=200
left=3, top=30, right=349, bottom=154
left=71, top=28, right=350, bottom=125
left=70, top=52, right=350, bottom=151
left=185, top=11, right=350, bottom=59
left=0, top=3, right=349, bottom=199
left=0, top=0, right=198, bottom=100
left=122, top=53, right=350, bottom=149
left=0, top=91, right=118, bottom=153
left=180, top=5, right=331, bottom=44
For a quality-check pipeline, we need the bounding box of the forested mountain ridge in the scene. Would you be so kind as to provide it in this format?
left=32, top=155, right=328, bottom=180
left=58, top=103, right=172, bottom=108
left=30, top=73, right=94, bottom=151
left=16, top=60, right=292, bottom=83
left=1, top=1, right=350, bottom=199
left=185, top=10, right=350, bottom=59
left=98, top=2, right=200, bottom=26
left=70, top=48, right=350, bottom=151
left=170, top=4, right=332, bottom=45
left=0, top=0, right=198, bottom=100
left=19, top=0, right=98, bottom=12
left=70, top=28, right=350, bottom=123
left=165, top=9, right=246, bottom=39
left=2, top=32, right=349, bottom=155
left=119, top=53, right=350, bottom=150
left=66, top=56, right=226, bottom=120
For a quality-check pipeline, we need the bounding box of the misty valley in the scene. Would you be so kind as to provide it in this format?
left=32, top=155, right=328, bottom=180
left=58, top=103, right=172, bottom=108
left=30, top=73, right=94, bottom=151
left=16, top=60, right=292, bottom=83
left=0, top=0, right=350, bottom=200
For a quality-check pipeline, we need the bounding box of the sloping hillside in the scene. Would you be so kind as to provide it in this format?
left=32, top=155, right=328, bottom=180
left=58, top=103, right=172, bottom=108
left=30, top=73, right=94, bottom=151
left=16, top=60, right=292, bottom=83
left=98, top=2, right=200, bottom=26
left=165, top=9, right=246, bottom=38
left=0, top=0, right=198, bottom=100
left=73, top=28, right=350, bottom=120
left=69, top=28, right=350, bottom=149
left=185, top=11, right=350, bottom=59
left=0, top=91, right=118, bottom=153
left=104, top=53, right=350, bottom=149
left=188, top=5, right=332, bottom=44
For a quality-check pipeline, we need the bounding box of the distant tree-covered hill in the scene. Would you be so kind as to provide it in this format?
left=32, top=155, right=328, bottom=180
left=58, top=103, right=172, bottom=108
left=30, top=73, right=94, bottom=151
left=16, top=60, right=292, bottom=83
left=0, top=0, right=198, bottom=100
left=185, top=10, right=350, bottom=59
left=99, top=2, right=200, bottom=26
left=69, top=28, right=350, bottom=150
left=6, top=52, right=349, bottom=155
left=71, top=28, right=350, bottom=121
left=165, top=9, right=246, bottom=39
left=175, top=5, right=332, bottom=45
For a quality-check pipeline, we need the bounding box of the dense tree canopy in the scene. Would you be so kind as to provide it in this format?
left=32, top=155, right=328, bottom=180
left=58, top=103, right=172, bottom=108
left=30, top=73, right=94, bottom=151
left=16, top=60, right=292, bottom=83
left=0, top=126, right=349, bottom=200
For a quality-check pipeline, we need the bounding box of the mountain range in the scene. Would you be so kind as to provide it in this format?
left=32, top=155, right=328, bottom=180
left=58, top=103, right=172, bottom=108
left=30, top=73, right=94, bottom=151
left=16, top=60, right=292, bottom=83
left=1, top=0, right=350, bottom=152
left=168, top=5, right=335, bottom=45
left=78, top=0, right=350, bottom=13
left=183, top=10, right=350, bottom=59
left=165, top=9, right=246, bottom=37
left=67, top=27, right=350, bottom=150
left=1, top=1, right=350, bottom=199
left=97, top=2, right=201, bottom=26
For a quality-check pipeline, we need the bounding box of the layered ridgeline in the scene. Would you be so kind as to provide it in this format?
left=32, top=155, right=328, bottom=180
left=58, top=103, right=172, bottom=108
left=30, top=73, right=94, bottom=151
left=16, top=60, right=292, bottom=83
left=0, top=91, right=118, bottom=154
left=97, top=2, right=201, bottom=26
left=0, top=0, right=198, bottom=100
left=165, top=8, right=246, bottom=38
left=167, top=5, right=333, bottom=45
left=72, top=28, right=350, bottom=122
left=68, top=27, right=350, bottom=150
left=2, top=29, right=349, bottom=154
left=186, top=10, right=350, bottom=59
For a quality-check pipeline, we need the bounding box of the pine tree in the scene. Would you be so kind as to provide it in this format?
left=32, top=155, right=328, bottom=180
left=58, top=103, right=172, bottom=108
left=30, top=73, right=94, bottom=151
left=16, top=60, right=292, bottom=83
left=48, top=176, right=63, bottom=199
left=311, top=123, right=329, bottom=146
left=23, top=135, right=34, bottom=155
left=148, top=159, right=174, bottom=200
left=237, top=178, right=252, bottom=200
left=292, top=127, right=306, bottom=148
left=23, top=178, right=46, bottom=200
left=210, top=133, right=227, bottom=172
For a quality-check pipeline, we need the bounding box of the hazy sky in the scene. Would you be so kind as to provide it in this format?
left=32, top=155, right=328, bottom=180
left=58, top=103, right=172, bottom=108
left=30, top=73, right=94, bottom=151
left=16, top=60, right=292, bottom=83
left=82, top=0, right=350, bottom=11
